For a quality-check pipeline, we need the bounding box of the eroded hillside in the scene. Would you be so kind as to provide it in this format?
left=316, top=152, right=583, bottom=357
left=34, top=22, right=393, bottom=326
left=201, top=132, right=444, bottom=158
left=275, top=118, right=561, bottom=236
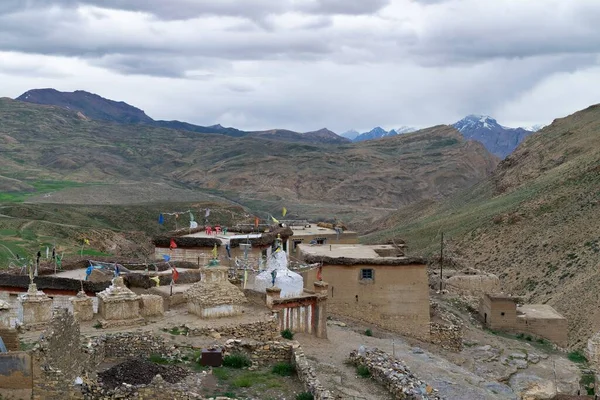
left=366, top=104, right=600, bottom=348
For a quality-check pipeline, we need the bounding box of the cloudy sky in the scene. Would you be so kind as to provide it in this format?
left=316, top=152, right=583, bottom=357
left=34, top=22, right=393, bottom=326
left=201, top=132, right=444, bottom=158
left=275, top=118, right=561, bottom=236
left=1, top=0, right=600, bottom=133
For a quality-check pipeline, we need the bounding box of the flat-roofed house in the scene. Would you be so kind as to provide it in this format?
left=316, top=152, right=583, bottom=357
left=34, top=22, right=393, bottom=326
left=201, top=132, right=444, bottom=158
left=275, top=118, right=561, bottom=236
left=297, top=243, right=429, bottom=340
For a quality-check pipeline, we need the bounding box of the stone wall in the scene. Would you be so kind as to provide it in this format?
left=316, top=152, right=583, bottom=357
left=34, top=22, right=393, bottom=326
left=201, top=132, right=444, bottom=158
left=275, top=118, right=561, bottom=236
left=223, top=339, right=292, bottom=366
left=101, top=332, right=169, bottom=359
left=175, top=319, right=281, bottom=341
left=0, top=326, right=20, bottom=351
left=349, top=347, right=439, bottom=399
left=430, top=323, right=463, bottom=352
left=291, top=343, right=334, bottom=400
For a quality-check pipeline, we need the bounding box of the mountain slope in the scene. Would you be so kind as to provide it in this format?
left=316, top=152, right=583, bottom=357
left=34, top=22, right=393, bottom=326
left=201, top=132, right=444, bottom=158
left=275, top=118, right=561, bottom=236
left=366, top=104, right=600, bottom=348
left=341, top=129, right=360, bottom=140
left=246, top=128, right=350, bottom=144
left=17, top=88, right=246, bottom=137
left=353, top=126, right=417, bottom=142
left=453, top=115, right=534, bottom=159
left=0, top=97, right=497, bottom=212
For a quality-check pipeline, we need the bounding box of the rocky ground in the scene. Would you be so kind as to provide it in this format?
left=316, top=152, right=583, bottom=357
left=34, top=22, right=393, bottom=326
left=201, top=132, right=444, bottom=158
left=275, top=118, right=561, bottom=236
left=98, top=358, right=189, bottom=389
left=294, top=293, right=582, bottom=400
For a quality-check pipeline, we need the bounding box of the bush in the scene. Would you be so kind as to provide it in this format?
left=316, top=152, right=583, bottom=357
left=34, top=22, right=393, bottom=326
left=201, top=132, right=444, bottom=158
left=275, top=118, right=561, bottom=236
left=356, top=365, right=371, bottom=378
left=296, top=392, right=314, bottom=400
left=281, top=329, right=294, bottom=340
left=148, top=354, right=170, bottom=365
left=568, top=350, right=588, bottom=364
left=233, top=376, right=253, bottom=387
left=365, top=329, right=373, bottom=337
left=272, top=362, right=295, bottom=376
left=222, top=353, right=251, bottom=369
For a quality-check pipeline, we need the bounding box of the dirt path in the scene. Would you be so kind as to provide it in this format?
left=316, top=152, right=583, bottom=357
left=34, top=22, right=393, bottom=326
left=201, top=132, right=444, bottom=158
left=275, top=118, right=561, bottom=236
left=296, top=321, right=517, bottom=400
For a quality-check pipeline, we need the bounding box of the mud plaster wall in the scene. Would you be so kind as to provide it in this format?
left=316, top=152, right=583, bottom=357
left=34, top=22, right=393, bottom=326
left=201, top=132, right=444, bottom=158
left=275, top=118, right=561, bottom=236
left=0, top=352, right=33, bottom=399
left=302, top=264, right=430, bottom=340
left=478, top=296, right=517, bottom=330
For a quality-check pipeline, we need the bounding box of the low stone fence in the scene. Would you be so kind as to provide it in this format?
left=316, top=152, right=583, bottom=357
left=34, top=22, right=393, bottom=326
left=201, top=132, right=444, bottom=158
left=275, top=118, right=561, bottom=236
left=349, top=347, right=439, bottom=400
left=101, top=332, right=169, bottom=359
left=292, top=343, right=335, bottom=400
left=430, top=322, right=463, bottom=352
left=223, top=338, right=334, bottom=399
left=223, top=339, right=292, bottom=366
left=171, top=319, right=281, bottom=341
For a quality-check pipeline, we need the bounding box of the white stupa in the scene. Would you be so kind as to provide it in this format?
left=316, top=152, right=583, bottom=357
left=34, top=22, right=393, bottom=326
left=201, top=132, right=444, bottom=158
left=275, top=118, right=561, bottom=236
left=254, top=234, right=303, bottom=297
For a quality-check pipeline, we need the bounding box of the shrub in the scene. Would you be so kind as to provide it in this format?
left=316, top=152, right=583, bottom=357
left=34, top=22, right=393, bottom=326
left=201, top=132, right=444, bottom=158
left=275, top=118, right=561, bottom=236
left=281, top=329, right=294, bottom=340
left=568, top=350, right=588, bottom=364
left=233, top=376, right=253, bottom=387
left=148, top=354, right=170, bottom=365
left=356, top=365, right=371, bottom=378
left=93, top=321, right=102, bottom=329
left=365, top=329, right=373, bottom=337
left=272, top=362, right=295, bottom=376
left=222, top=353, right=251, bottom=369
left=296, top=392, right=314, bottom=400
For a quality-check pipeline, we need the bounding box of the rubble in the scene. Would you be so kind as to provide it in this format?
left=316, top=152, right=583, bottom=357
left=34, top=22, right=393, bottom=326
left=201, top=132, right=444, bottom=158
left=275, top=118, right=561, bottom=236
left=98, top=358, right=188, bottom=389
left=349, top=347, right=440, bottom=399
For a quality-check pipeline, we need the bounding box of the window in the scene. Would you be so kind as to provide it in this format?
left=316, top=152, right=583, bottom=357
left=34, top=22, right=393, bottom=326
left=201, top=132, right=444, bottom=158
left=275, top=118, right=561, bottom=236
left=360, top=268, right=374, bottom=280
left=315, top=237, right=327, bottom=245
left=293, top=239, right=303, bottom=251
left=500, top=312, right=505, bottom=316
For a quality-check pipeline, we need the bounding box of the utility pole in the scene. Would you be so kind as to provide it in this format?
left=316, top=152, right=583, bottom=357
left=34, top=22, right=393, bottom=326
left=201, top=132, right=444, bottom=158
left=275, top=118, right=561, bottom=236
left=439, top=232, right=444, bottom=292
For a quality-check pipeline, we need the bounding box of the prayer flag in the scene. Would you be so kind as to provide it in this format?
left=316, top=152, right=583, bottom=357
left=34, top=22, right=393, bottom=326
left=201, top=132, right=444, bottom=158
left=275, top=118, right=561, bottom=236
left=170, top=238, right=177, bottom=249
left=212, top=244, right=218, bottom=259
left=317, top=266, right=323, bottom=281
left=282, top=207, right=287, bottom=217
left=243, top=269, right=248, bottom=289
left=150, top=276, right=160, bottom=287
left=46, top=246, right=49, bottom=259
left=189, top=212, right=195, bottom=222
left=271, top=215, right=279, bottom=224
left=162, top=254, right=171, bottom=262
left=84, top=238, right=90, bottom=245
left=172, top=267, right=179, bottom=282
left=205, top=208, right=211, bottom=218
left=158, top=214, right=164, bottom=224
left=254, top=216, right=259, bottom=229
left=190, top=221, right=198, bottom=229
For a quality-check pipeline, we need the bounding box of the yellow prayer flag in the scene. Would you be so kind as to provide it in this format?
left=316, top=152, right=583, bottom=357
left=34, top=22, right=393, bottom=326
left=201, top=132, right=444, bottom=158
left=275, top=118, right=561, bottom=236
left=150, top=276, right=160, bottom=287
left=212, top=244, right=218, bottom=259
left=271, top=216, right=279, bottom=224
left=84, top=239, right=90, bottom=245
left=282, top=207, right=287, bottom=217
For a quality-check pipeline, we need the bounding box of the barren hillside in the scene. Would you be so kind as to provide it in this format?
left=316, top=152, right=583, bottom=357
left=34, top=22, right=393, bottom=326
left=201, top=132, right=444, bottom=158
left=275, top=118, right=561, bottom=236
left=365, top=104, right=600, bottom=349
left=0, top=98, right=497, bottom=212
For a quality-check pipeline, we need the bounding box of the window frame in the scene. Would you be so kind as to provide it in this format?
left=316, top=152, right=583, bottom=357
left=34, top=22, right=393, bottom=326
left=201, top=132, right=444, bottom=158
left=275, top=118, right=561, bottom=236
left=359, top=268, right=374, bottom=282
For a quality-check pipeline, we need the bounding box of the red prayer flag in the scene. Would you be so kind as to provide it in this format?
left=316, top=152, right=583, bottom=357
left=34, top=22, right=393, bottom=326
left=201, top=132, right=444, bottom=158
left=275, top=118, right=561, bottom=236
left=172, top=267, right=179, bottom=282
left=317, top=266, right=323, bottom=281
left=170, top=238, right=177, bottom=249
left=254, top=216, right=259, bottom=229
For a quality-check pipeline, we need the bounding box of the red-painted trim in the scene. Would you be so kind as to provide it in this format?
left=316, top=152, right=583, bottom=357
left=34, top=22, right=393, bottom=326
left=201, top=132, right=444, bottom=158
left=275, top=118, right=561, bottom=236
left=0, top=287, right=96, bottom=297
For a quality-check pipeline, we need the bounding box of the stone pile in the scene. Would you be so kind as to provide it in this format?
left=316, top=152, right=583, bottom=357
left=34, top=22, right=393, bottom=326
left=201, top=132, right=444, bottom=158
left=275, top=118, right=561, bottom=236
left=98, top=358, right=188, bottom=389
left=430, top=322, right=463, bottom=351
left=348, top=347, right=440, bottom=400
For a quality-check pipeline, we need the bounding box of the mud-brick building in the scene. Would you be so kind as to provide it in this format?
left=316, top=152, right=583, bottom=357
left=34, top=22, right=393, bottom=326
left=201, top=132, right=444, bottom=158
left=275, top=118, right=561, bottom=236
left=288, top=222, right=358, bottom=254
left=152, top=226, right=293, bottom=264
left=479, top=293, right=568, bottom=347
left=297, top=244, right=430, bottom=340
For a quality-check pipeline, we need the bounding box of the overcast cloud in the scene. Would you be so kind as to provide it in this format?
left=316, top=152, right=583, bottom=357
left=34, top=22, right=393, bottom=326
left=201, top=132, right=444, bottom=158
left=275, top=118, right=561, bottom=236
left=2, top=0, right=600, bottom=132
